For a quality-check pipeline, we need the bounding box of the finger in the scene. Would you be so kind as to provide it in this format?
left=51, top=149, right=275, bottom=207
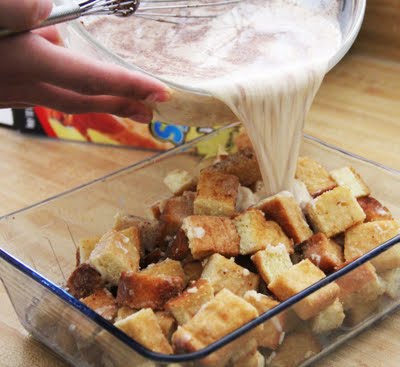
left=0, top=0, right=53, bottom=30
left=0, top=103, right=34, bottom=109
left=3, top=82, right=154, bottom=123
left=10, top=33, right=171, bottom=102
left=33, top=26, right=63, bottom=45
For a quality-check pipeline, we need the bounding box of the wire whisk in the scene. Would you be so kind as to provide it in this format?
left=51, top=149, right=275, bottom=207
left=0, top=0, right=241, bottom=38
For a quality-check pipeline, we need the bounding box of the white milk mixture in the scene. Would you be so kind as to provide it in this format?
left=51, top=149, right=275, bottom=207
left=84, top=0, right=342, bottom=194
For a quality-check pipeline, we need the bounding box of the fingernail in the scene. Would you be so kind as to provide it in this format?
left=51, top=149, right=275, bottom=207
left=146, top=89, right=172, bottom=103
left=129, top=114, right=153, bottom=123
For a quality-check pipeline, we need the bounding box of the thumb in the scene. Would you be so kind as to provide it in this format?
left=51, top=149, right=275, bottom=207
left=0, top=0, right=53, bottom=30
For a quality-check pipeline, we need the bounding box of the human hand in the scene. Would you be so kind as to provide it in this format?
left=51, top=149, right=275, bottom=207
left=0, top=0, right=171, bottom=123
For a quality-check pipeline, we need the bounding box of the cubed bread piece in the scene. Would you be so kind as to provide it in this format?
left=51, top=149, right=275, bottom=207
left=345, top=298, right=380, bottom=327
left=231, top=339, right=264, bottom=367
left=295, top=156, right=337, bottom=197
left=67, top=263, right=104, bottom=299
left=292, top=179, right=313, bottom=211
left=335, top=261, right=384, bottom=310
left=268, top=259, right=340, bottom=320
left=172, top=289, right=259, bottom=366
left=244, top=291, right=285, bottom=350
left=119, top=226, right=143, bottom=256
left=381, top=268, right=400, bottom=299
left=113, top=213, right=164, bottom=251
left=155, top=311, right=177, bottom=340
left=301, top=233, right=344, bottom=273
left=116, top=306, right=135, bottom=322
left=88, top=229, right=140, bottom=286
left=161, top=191, right=195, bottom=236
left=183, top=261, right=203, bottom=282
left=234, top=209, right=293, bottom=255
left=205, top=148, right=261, bottom=187
left=194, top=170, right=239, bottom=217
left=114, top=308, right=173, bottom=354
left=306, top=186, right=366, bottom=238
left=117, top=272, right=184, bottom=310
left=182, top=215, right=240, bottom=259
left=166, top=229, right=190, bottom=261
left=251, top=244, right=293, bottom=285
left=344, top=220, right=400, bottom=272
left=267, top=330, right=321, bottom=367
left=81, top=289, right=118, bottom=322
left=78, top=236, right=100, bottom=264
left=163, top=169, right=197, bottom=195
left=141, top=258, right=186, bottom=287
left=311, top=298, right=345, bottom=334
left=201, top=253, right=259, bottom=296
left=166, top=279, right=214, bottom=325
left=330, top=166, right=370, bottom=198
left=357, top=196, right=393, bottom=222
left=256, top=192, right=313, bottom=244
left=236, top=186, right=259, bottom=212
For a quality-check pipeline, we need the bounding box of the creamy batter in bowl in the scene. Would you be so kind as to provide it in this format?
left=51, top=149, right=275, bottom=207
left=59, top=0, right=366, bottom=127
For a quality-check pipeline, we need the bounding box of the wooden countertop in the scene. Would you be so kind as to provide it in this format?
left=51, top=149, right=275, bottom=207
left=1, top=5, right=400, bottom=366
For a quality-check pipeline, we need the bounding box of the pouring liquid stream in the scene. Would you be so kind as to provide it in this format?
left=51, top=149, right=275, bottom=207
left=85, top=0, right=342, bottom=195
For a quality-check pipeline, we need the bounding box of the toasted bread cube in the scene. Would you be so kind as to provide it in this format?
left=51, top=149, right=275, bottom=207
left=116, top=306, right=135, bottom=322
left=330, top=166, right=370, bottom=198
left=88, top=229, right=140, bottom=286
left=182, top=215, right=240, bottom=260
left=163, top=169, right=197, bottom=195
left=292, top=179, right=313, bottom=211
left=335, top=261, right=384, bottom=310
left=231, top=339, right=264, bottom=367
left=114, top=308, right=173, bottom=354
left=161, top=191, right=195, bottom=236
left=269, top=260, right=340, bottom=320
left=78, top=236, right=100, bottom=264
left=244, top=291, right=285, bottom=349
left=172, top=289, right=258, bottom=366
left=234, top=209, right=293, bottom=255
left=251, top=244, right=293, bottom=285
left=344, top=220, right=400, bottom=272
left=117, top=272, right=184, bottom=310
left=183, top=261, right=203, bottom=282
left=301, top=233, right=344, bottom=273
left=201, top=254, right=259, bottom=296
left=295, top=156, right=337, bottom=197
left=311, top=298, right=345, bottom=334
left=267, top=330, right=321, bottom=367
left=194, top=170, right=239, bottom=217
left=381, top=268, right=400, bottom=299
left=119, top=226, right=143, bottom=256
left=256, top=192, right=313, bottom=244
left=306, top=186, right=366, bottom=238
left=155, top=311, right=177, bottom=340
left=357, top=196, right=393, bottom=222
left=81, top=289, right=118, bottom=322
left=166, top=229, right=190, bottom=261
left=345, top=298, right=380, bottom=327
left=141, top=258, right=186, bottom=286
left=205, top=148, right=261, bottom=187
left=166, top=279, right=214, bottom=325
left=113, top=213, right=164, bottom=252
left=67, top=263, right=104, bottom=299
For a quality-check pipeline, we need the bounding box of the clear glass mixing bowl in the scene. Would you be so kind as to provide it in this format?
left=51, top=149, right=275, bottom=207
left=58, top=0, right=366, bottom=126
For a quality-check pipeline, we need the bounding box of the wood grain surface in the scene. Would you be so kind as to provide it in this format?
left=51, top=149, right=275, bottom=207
left=1, top=3, right=400, bottom=366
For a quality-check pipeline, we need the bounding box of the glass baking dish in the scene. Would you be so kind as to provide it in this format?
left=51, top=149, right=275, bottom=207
left=0, top=123, right=399, bottom=367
